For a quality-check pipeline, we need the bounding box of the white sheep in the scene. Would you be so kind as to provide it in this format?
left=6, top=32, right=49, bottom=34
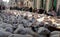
left=50, top=31, right=60, bottom=37
left=0, top=30, right=12, bottom=37
left=38, top=27, right=50, bottom=35
left=8, top=34, right=33, bottom=37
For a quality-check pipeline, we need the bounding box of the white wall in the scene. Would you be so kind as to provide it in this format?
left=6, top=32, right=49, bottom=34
left=36, top=0, right=40, bottom=9
left=46, top=0, right=50, bottom=12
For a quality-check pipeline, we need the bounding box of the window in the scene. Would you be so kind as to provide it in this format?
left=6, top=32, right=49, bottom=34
left=3, top=0, right=9, bottom=3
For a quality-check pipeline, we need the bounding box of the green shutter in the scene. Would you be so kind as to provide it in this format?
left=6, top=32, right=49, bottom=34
left=34, top=0, right=36, bottom=8
left=54, top=0, right=57, bottom=10
left=43, top=0, right=46, bottom=9
left=40, top=0, right=41, bottom=8
left=34, top=0, right=35, bottom=8
left=49, top=0, right=52, bottom=10
left=40, top=0, right=46, bottom=9
left=40, top=0, right=42, bottom=8
left=49, top=0, right=57, bottom=10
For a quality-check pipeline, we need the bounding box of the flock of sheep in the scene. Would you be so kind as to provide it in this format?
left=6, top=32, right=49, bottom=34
left=0, top=10, right=60, bottom=37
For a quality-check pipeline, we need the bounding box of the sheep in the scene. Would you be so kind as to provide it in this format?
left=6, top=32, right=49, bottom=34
left=8, top=34, right=33, bottom=37
left=37, top=27, right=50, bottom=37
left=38, top=27, right=50, bottom=35
left=5, top=27, right=13, bottom=33
left=0, top=23, right=12, bottom=29
left=50, top=31, right=60, bottom=37
left=0, top=30, right=12, bottom=37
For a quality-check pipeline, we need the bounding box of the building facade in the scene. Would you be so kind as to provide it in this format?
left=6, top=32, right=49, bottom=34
left=23, top=0, right=57, bottom=12
left=1, top=0, right=60, bottom=12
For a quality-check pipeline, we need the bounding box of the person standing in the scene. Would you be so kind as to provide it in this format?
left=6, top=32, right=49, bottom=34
left=57, top=5, right=60, bottom=16
left=48, top=7, right=57, bottom=16
left=29, top=7, right=32, bottom=12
